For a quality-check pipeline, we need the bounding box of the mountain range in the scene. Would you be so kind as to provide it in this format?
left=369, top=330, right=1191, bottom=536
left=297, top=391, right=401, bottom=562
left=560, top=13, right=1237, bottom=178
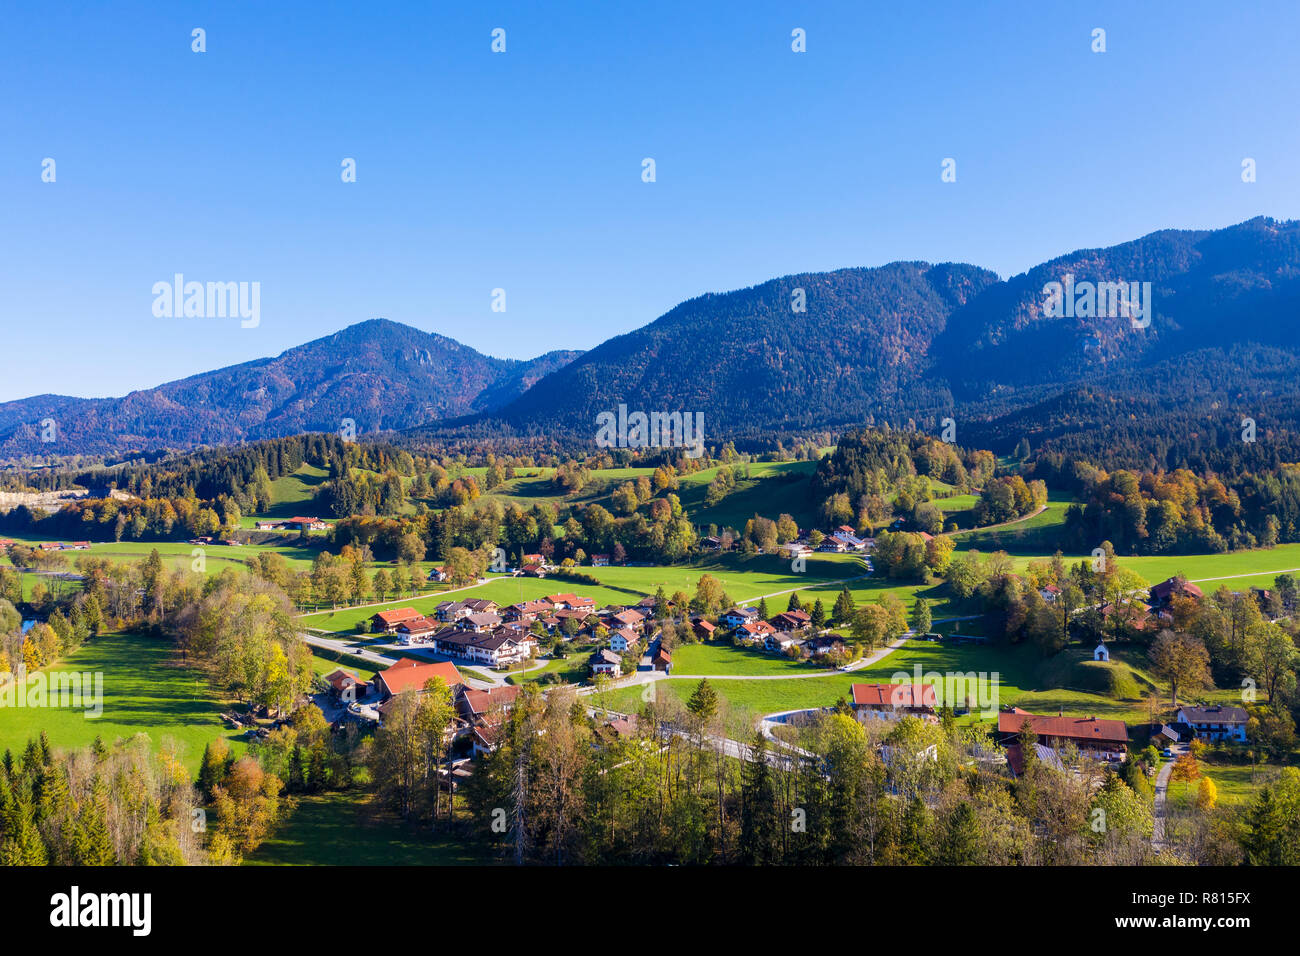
left=4, top=216, right=1300, bottom=463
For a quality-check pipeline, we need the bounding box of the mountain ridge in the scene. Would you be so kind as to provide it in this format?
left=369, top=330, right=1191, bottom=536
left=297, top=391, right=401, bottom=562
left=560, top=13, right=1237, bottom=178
left=5, top=216, right=1300, bottom=460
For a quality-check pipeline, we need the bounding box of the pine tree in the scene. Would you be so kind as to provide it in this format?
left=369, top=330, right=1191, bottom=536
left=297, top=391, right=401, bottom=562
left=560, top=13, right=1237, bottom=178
left=810, top=598, right=826, bottom=629
left=935, top=801, right=981, bottom=865
left=899, top=795, right=932, bottom=864
left=288, top=746, right=306, bottom=793
left=686, top=679, right=719, bottom=724
left=77, top=780, right=116, bottom=866
left=910, top=597, right=932, bottom=636
left=787, top=592, right=803, bottom=612
left=198, top=739, right=230, bottom=801
left=738, top=732, right=779, bottom=865
left=833, top=586, right=856, bottom=623
left=757, top=597, right=769, bottom=620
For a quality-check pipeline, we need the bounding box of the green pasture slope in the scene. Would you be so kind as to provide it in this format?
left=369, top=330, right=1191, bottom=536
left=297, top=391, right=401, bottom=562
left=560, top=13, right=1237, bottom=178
left=245, top=790, right=490, bottom=865
left=0, top=631, right=245, bottom=773
left=599, top=637, right=1248, bottom=726
left=299, top=553, right=866, bottom=635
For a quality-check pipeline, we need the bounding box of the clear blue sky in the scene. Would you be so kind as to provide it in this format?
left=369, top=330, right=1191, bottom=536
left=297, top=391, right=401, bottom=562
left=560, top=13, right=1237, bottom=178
left=3, top=0, right=1298, bottom=401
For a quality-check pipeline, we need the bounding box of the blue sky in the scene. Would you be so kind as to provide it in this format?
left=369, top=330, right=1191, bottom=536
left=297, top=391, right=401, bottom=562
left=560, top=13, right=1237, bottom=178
left=2, top=0, right=1298, bottom=401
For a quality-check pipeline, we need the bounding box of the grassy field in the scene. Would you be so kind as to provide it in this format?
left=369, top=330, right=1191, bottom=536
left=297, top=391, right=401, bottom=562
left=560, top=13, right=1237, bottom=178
left=669, top=641, right=831, bottom=676
left=600, top=637, right=1247, bottom=726
left=244, top=790, right=490, bottom=866
left=506, top=654, right=591, bottom=686
left=953, top=492, right=1075, bottom=553
left=0, top=631, right=245, bottom=772
left=676, top=460, right=820, bottom=530
left=299, top=553, right=868, bottom=635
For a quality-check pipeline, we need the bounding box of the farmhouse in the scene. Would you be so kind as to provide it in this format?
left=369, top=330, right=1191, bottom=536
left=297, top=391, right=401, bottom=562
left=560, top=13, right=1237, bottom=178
left=1150, top=577, right=1204, bottom=607
left=373, top=658, right=463, bottom=700
left=431, top=628, right=527, bottom=668
left=458, top=684, right=519, bottom=722
left=457, top=612, right=503, bottom=633
left=996, top=708, right=1129, bottom=760
left=850, top=683, right=938, bottom=721
left=691, top=617, right=717, bottom=641
left=458, top=685, right=520, bottom=754
left=1176, top=704, right=1249, bottom=743
left=764, top=632, right=801, bottom=653
left=589, top=648, right=623, bottom=678
left=436, top=598, right=500, bottom=623
left=591, top=553, right=610, bottom=567
left=396, top=615, right=440, bottom=643
left=737, top=619, right=777, bottom=643
left=609, top=628, right=640, bottom=653
left=769, top=610, right=811, bottom=632
left=610, top=608, right=646, bottom=631
left=371, top=607, right=421, bottom=634
left=806, top=634, right=845, bottom=656
left=547, top=593, right=595, bottom=611
left=286, top=516, right=328, bottom=532
left=324, top=668, right=369, bottom=701
left=503, top=599, right=552, bottom=623
left=828, top=530, right=868, bottom=552
left=722, top=606, right=760, bottom=628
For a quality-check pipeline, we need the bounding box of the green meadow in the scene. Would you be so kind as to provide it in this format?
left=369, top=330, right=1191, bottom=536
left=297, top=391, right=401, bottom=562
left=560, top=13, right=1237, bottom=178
left=602, top=636, right=1247, bottom=726
left=244, top=790, right=490, bottom=866
left=0, top=631, right=246, bottom=772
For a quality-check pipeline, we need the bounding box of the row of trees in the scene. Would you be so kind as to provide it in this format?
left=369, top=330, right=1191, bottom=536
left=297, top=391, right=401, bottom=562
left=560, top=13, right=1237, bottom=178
left=454, top=682, right=1246, bottom=865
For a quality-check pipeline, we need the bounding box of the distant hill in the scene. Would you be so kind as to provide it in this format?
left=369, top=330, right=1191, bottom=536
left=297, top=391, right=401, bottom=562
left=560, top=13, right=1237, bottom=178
left=0, top=319, right=582, bottom=456
left=441, top=261, right=1001, bottom=436
left=436, top=216, right=1300, bottom=467
left=7, top=216, right=1300, bottom=464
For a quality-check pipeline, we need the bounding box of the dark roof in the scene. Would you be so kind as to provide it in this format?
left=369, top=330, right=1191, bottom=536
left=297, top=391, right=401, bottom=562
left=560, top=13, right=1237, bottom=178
left=1178, top=704, right=1248, bottom=724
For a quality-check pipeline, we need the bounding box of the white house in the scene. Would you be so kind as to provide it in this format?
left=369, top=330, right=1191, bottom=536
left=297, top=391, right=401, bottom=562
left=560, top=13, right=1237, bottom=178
left=608, top=628, right=640, bottom=653
left=722, top=606, right=760, bottom=628
left=1093, top=642, right=1110, bottom=661
left=589, top=648, right=622, bottom=678
left=764, top=632, right=801, bottom=653
left=1176, top=705, right=1248, bottom=743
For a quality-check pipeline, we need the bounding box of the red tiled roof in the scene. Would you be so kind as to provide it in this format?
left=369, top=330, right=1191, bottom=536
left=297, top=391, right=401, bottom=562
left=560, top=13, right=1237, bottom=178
left=373, top=607, right=420, bottom=625
left=461, top=685, right=520, bottom=716
left=996, top=710, right=1129, bottom=746
left=325, top=668, right=367, bottom=692
left=398, top=615, right=439, bottom=633
left=376, top=658, right=463, bottom=696
left=851, top=683, right=937, bottom=709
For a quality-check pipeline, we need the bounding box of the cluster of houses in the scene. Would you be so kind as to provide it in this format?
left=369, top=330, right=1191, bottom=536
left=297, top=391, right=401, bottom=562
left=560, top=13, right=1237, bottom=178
left=1046, top=575, right=1279, bottom=644
left=368, top=591, right=671, bottom=673
left=32, top=541, right=91, bottom=551
left=718, top=604, right=850, bottom=658
left=322, top=657, right=521, bottom=756
left=844, top=679, right=1249, bottom=779
left=701, top=524, right=878, bottom=558
left=254, top=516, right=329, bottom=532
left=371, top=600, right=535, bottom=669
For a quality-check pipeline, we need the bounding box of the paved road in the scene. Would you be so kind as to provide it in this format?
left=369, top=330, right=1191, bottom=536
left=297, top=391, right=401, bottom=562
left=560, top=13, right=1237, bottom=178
left=300, top=633, right=497, bottom=689
left=1151, top=747, right=1183, bottom=849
